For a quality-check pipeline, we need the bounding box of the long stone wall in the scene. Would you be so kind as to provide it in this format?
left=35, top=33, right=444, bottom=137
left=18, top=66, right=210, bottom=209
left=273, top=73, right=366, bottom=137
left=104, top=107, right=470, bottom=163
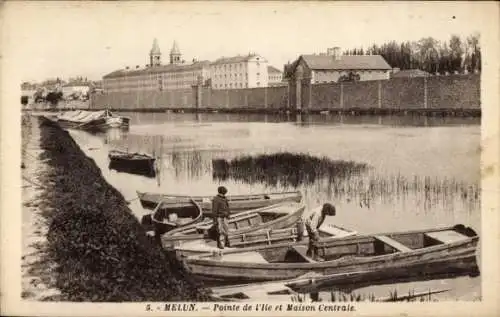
left=90, top=74, right=480, bottom=113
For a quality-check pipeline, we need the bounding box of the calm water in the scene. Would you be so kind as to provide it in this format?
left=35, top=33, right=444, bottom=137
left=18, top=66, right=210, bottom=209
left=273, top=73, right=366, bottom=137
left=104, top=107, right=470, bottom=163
left=68, top=112, right=481, bottom=300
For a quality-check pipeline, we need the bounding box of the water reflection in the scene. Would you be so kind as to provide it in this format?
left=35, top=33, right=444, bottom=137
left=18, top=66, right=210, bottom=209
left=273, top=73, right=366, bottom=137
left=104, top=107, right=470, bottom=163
left=116, top=112, right=480, bottom=127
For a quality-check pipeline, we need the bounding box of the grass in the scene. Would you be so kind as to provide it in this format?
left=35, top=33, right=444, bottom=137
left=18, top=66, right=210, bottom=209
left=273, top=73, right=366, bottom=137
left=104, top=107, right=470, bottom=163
left=35, top=116, right=212, bottom=302
left=212, top=152, right=370, bottom=188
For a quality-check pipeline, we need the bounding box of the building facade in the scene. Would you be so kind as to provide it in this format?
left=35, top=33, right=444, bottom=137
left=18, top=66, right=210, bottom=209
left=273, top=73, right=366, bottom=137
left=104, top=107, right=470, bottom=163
left=102, top=40, right=211, bottom=93
left=209, top=54, right=268, bottom=90
left=62, top=82, right=91, bottom=98
left=285, top=47, right=392, bottom=84
left=268, top=66, right=284, bottom=86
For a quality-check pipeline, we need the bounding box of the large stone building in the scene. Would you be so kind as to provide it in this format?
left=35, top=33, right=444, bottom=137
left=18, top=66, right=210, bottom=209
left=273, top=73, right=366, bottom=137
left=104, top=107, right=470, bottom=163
left=102, top=39, right=211, bottom=93
left=284, top=47, right=392, bottom=84
left=268, top=66, right=285, bottom=86
left=209, top=54, right=268, bottom=90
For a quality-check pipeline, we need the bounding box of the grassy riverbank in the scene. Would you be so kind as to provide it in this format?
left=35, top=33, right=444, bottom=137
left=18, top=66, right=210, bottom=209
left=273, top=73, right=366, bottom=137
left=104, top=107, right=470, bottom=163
left=36, top=116, right=210, bottom=301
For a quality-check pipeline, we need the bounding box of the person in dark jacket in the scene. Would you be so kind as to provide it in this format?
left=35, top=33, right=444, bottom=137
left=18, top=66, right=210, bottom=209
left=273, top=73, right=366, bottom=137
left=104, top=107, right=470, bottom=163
left=212, top=186, right=230, bottom=249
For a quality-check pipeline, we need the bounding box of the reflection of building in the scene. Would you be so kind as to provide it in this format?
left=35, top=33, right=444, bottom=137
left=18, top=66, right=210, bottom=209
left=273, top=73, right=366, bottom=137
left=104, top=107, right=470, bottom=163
left=209, top=54, right=268, bottom=90
left=102, top=39, right=211, bottom=93
left=268, top=66, right=285, bottom=86
left=284, top=47, right=392, bottom=84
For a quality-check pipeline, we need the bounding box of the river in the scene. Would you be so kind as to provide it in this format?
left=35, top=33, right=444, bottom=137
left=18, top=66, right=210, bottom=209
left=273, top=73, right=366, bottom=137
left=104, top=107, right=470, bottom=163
left=68, top=112, right=481, bottom=301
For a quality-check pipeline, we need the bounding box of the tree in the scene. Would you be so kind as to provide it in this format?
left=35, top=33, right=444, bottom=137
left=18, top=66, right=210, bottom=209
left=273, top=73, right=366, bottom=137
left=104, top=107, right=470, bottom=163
left=449, top=35, right=464, bottom=73
left=45, top=91, right=63, bottom=107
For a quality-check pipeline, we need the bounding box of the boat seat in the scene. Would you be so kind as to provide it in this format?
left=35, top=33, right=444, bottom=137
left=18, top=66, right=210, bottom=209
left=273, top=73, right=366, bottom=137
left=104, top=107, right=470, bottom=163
left=374, top=235, right=412, bottom=252
left=291, top=245, right=317, bottom=263
left=424, top=230, right=469, bottom=244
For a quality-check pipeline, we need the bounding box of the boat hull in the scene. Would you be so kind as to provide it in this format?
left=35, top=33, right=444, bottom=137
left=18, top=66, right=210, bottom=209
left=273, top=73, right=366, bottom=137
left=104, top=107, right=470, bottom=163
left=137, top=191, right=303, bottom=216
left=161, top=202, right=306, bottom=247
left=108, top=151, right=156, bottom=177
left=51, top=110, right=130, bottom=131
left=183, top=225, right=479, bottom=285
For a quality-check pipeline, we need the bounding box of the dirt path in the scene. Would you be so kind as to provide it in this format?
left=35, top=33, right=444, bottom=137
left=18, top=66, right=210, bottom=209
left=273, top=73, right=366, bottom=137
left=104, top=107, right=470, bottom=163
left=21, top=115, right=61, bottom=301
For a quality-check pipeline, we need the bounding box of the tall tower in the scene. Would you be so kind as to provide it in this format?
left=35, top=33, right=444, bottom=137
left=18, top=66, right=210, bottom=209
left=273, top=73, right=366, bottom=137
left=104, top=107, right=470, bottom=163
left=149, top=38, right=161, bottom=67
left=169, top=41, right=182, bottom=65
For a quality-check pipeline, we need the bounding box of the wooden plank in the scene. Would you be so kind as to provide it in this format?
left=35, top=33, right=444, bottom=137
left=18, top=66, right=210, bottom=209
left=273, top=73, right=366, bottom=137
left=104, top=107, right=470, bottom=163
left=375, top=235, right=412, bottom=252
left=291, top=245, right=317, bottom=263
left=425, top=230, right=468, bottom=244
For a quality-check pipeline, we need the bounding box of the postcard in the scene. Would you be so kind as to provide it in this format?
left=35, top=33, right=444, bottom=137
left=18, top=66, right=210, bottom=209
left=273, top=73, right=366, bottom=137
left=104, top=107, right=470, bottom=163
left=1, top=1, right=499, bottom=316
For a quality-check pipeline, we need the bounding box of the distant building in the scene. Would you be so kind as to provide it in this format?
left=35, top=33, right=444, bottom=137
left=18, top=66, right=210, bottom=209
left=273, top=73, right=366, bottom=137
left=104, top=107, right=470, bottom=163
left=268, top=66, right=285, bottom=86
left=102, top=39, right=211, bottom=93
left=391, top=69, right=430, bottom=78
left=209, top=54, right=268, bottom=90
left=62, top=82, right=90, bottom=98
left=284, top=47, right=392, bottom=84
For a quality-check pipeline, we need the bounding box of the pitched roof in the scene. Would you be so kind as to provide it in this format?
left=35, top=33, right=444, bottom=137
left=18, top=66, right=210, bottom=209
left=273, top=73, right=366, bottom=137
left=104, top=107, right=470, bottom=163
left=391, top=69, right=430, bottom=78
left=267, top=65, right=282, bottom=73
left=211, top=54, right=267, bottom=65
left=103, top=61, right=211, bottom=79
left=300, top=54, right=392, bottom=71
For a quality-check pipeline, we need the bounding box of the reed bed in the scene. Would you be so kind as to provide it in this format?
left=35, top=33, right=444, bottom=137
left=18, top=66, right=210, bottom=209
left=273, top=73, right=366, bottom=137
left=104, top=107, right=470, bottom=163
left=290, top=288, right=438, bottom=302
left=211, top=152, right=480, bottom=211
left=212, top=152, right=369, bottom=188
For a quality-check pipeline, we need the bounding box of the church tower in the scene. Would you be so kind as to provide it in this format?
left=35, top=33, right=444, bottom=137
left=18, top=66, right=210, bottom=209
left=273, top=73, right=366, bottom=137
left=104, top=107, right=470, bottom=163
left=149, top=38, right=161, bottom=67
left=169, top=41, right=182, bottom=65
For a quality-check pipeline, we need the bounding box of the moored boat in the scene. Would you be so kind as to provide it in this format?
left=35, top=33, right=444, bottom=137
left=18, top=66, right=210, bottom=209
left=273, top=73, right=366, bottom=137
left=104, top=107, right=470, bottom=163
left=161, top=202, right=306, bottom=247
left=53, top=109, right=130, bottom=131
left=182, top=224, right=479, bottom=285
left=141, top=198, right=203, bottom=236
left=108, top=150, right=156, bottom=177
left=136, top=191, right=303, bottom=216
left=171, top=223, right=357, bottom=257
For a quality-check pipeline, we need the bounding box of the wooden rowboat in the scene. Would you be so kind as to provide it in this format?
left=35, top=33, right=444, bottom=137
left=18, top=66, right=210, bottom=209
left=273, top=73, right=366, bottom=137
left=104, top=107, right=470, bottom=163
left=171, top=223, right=357, bottom=257
left=161, top=202, right=306, bottom=247
left=108, top=150, right=156, bottom=177
left=182, top=224, right=479, bottom=285
left=141, top=199, right=203, bottom=236
left=136, top=191, right=302, bottom=217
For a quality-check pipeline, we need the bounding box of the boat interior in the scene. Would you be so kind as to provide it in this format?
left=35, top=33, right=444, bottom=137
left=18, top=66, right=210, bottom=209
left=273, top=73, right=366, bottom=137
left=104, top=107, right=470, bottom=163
left=189, top=206, right=295, bottom=236
left=200, top=227, right=476, bottom=264
left=141, top=203, right=201, bottom=231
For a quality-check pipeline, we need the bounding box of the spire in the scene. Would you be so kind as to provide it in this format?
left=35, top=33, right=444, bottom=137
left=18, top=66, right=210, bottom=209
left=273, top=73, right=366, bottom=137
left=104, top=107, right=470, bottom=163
left=150, top=38, right=161, bottom=55
left=170, top=40, right=180, bottom=55
left=169, top=40, right=182, bottom=65
left=149, top=38, right=161, bottom=66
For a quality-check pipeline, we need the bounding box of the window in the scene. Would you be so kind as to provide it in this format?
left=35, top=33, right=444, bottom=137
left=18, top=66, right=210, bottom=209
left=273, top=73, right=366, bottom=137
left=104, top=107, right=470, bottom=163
left=257, top=82, right=260, bottom=86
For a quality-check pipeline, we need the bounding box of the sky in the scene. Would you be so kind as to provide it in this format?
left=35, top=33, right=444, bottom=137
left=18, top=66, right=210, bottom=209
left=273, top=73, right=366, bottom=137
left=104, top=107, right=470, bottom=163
left=2, top=1, right=494, bottom=83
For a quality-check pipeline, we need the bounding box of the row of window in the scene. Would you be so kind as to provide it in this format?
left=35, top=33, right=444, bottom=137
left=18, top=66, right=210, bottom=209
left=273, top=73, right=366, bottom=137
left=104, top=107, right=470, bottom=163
left=210, top=60, right=261, bottom=71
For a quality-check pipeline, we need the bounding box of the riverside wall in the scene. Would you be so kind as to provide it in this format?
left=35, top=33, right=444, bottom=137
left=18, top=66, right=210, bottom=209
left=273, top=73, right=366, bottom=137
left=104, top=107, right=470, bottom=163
left=90, top=74, right=480, bottom=115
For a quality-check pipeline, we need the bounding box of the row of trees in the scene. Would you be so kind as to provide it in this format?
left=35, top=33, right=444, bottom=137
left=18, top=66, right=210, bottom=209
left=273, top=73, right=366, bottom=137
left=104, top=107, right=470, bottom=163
left=343, top=33, right=481, bottom=75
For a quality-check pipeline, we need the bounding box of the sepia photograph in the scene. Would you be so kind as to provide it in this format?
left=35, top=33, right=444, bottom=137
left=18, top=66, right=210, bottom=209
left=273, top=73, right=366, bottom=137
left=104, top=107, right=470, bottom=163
left=1, top=1, right=499, bottom=316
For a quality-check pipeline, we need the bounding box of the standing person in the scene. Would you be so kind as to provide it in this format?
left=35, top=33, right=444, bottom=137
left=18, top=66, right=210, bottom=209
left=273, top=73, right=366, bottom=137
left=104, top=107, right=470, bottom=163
left=212, top=186, right=230, bottom=249
left=304, top=203, right=336, bottom=259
